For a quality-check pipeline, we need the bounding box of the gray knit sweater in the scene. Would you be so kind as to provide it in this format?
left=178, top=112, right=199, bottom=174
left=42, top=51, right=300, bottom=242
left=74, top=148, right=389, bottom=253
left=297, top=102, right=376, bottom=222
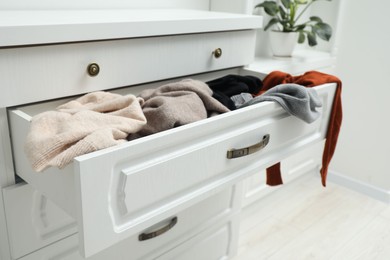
left=239, top=83, right=322, bottom=123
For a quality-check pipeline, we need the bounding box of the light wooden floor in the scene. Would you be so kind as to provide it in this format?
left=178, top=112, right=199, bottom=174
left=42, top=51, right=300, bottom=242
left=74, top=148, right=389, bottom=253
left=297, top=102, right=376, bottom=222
left=233, top=173, right=390, bottom=260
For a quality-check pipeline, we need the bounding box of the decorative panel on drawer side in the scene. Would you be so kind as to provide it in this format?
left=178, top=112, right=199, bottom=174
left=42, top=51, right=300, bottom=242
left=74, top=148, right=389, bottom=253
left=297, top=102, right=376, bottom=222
left=2, top=183, right=77, bottom=259
left=8, top=69, right=337, bottom=258
left=0, top=30, right=256, bottom=107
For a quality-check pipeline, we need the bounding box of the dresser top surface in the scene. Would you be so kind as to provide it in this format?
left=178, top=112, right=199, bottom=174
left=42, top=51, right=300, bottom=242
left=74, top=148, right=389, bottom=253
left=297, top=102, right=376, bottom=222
left=0, top=9, right=262, bottom=47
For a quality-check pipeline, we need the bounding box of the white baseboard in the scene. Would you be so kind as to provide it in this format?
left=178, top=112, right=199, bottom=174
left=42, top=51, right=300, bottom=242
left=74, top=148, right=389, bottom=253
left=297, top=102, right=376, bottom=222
left=327, top=170, right=390, bottom=204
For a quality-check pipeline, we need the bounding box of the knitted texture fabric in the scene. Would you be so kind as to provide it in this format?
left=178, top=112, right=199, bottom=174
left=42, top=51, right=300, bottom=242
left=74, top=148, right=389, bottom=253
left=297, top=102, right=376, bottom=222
left=240, top=83, right=322, bottom=123
left=25, top=91, right=147, bottom=172
left=231, top=93, right=254, bottom=107
left=259, top=71, right=342, bottom=187
left=206, top=75, right=263, bottom=110
left=130, top=79, right=230, bottom=139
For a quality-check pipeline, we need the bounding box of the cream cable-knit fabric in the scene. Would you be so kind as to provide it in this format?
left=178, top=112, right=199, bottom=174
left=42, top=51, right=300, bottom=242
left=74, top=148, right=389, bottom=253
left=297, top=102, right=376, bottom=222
left=25, top=91, right=146, bottom=172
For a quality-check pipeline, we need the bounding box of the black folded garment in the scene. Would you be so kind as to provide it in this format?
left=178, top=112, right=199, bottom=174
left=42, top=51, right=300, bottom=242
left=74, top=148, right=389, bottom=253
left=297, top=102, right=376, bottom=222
left=206, top=75, right=263, bottom=110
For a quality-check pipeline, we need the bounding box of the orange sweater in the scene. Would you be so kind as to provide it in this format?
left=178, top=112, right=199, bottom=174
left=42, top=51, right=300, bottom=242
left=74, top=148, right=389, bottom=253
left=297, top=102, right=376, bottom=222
left=259, top=71, right=342, bottom=187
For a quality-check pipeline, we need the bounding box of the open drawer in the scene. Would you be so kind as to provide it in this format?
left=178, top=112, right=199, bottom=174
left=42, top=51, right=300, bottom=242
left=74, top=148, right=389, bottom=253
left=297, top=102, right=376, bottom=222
left=8, top=71, right=337, bottom=257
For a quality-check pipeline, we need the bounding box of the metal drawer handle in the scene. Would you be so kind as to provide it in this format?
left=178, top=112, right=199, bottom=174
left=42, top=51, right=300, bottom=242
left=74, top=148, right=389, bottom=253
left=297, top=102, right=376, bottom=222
left=227, top=134, right=270, bottom=159
left=139, top=217, right=178, bottom=241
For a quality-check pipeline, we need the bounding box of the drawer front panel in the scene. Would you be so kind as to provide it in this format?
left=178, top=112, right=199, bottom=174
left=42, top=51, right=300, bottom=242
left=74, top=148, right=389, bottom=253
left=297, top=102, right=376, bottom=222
left=2, top=183, right=77, bottom=259
left=0, top=30, right=255, bottom=107
left=156, top=214, right=239, bottom=260
left=8, top=77, right=336, bottom=257
left=18, top=186, right=239, bottom=260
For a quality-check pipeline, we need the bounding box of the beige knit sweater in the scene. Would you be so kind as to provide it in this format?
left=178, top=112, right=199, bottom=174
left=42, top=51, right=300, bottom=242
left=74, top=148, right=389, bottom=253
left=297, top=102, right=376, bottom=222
left=25, top=91, right=146, bottom=172
left=130, top=79, right=230, bottom=139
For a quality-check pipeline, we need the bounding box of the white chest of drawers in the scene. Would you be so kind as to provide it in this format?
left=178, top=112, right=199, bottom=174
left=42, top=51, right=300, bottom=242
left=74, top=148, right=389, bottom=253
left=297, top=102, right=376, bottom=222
left=0, top=9, right=336, bottom=260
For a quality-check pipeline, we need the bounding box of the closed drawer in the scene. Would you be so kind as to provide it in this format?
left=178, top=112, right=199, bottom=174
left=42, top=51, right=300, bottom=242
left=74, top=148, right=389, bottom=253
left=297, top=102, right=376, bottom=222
left=156, top=214, right=239, bottom=260
left=0, top=30, right=255, bottom=108
left=8, top=71, right=337, bottom=257
left=2, top=183, right=77, bottom=259
left=17, top=185, right=240, bottom=260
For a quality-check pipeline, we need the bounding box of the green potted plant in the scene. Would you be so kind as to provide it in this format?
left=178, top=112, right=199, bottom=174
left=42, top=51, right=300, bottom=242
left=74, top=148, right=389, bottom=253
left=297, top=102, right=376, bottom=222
left=255, top=0, right=333, bottom=57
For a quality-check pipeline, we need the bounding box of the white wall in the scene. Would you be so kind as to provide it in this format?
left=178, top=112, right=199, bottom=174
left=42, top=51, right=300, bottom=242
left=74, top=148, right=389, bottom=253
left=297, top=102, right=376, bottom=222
left=310, top=0, right=342, bottom=54
left=331, top=0, right=390, bottom=190
left=210, top=0, right=254, bottom=14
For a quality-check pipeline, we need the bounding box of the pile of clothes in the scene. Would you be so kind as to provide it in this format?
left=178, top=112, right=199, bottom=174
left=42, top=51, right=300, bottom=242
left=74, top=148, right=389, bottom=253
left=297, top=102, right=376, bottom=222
left=25, top=71, right=342, bottom=187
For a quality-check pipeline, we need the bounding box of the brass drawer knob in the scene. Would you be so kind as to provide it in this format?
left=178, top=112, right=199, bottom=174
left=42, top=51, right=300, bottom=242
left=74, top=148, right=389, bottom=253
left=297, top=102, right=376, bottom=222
left=87, top=63, right=100, bottom=77
left=213, top=48, right=222, bottom=58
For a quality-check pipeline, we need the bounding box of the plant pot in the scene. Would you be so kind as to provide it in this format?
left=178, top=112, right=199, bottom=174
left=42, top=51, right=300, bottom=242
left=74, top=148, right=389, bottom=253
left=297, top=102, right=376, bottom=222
left=269, top=31, right=298, bottom=57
